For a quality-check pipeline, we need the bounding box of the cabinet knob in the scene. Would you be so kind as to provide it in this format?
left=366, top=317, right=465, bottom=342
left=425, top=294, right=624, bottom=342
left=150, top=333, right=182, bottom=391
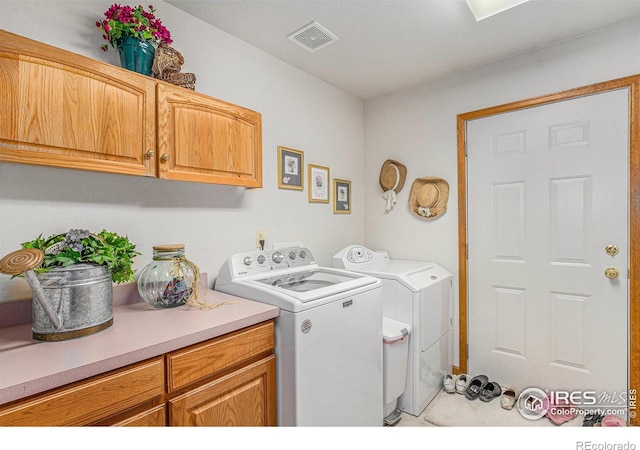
left=161, top=153, right=170, bottom=162
left=145, top=149, right=155, bottom=158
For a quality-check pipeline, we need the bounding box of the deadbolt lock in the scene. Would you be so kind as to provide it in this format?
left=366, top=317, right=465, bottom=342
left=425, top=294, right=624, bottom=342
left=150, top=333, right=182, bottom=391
left=604, top=267, right=620, bottom=280
left=605, top=245, right=620, bottom=257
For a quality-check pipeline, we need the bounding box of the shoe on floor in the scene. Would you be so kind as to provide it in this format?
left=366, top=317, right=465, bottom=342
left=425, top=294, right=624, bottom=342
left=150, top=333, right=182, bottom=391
left=479, top=381, right=502, bottom=402
left=500, top=387, right=519, bottom=410
left=465, top=374, right=488, bottom=400
left=546, top=396, right=577, bottom=425
left=601, top=415, right=626, bottom=427
left=455, top=374, right=469, bottom=394
left=443, top=374, right=456, bottom=393
left=582, top=413, right=604, bottom=427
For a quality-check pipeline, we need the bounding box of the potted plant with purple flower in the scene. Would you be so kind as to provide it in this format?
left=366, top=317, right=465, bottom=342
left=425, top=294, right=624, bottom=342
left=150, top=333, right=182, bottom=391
left=96, top=4, right=172, bottom=76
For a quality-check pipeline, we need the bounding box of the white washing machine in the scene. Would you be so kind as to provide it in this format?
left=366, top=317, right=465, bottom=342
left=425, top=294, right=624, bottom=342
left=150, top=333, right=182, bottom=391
left=333, top=245, right=452, bottom=416
left=215, top=246, right=383, bottom=426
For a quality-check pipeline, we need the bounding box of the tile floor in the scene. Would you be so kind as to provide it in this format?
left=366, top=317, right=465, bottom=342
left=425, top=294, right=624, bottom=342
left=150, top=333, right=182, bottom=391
left=395, top=411, right=436, bottom=427
left=390, top=389, right=584, bottom=427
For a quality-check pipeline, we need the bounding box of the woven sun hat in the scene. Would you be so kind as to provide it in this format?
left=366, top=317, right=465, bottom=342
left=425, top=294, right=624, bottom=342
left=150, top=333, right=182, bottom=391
left=379, top=160, right=407, bottom=194
left=408, top=177, right=449, bottom=219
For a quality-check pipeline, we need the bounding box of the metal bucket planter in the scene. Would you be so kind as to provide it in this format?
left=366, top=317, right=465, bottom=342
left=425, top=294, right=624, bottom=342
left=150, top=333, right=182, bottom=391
left=0, top=249, right=114, bottom=341
left=33, top=263, right=113, bottom=341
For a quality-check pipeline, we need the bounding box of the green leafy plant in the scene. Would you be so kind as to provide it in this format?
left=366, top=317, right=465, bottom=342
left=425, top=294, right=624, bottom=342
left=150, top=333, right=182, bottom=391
left=21, top=229, right=140, bottom=284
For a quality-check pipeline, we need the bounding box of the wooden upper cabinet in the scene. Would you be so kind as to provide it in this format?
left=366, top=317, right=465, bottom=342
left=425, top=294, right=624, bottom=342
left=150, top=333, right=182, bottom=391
left=0, top=30, right=156, bottom=177
left=157, top=83, right=262, bottom=187
left=0, top=30, right=263, bottom=188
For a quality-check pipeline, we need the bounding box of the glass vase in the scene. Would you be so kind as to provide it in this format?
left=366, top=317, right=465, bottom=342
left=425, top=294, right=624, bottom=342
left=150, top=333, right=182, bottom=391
left=116, top=36, right=155, bottom=76
left=137, top=244, right=197, bottom=308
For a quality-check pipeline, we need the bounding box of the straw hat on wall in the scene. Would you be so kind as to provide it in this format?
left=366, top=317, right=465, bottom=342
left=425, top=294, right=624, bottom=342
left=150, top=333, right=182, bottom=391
left=379, top=160, right=407, bottom=212
left=408, top=177, right=449, bottom=219
left=379, top=160, right=407, bottom=193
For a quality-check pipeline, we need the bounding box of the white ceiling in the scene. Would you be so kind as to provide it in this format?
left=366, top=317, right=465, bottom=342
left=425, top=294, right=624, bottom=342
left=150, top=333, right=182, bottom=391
left=166, top=0, right=640, bottom=100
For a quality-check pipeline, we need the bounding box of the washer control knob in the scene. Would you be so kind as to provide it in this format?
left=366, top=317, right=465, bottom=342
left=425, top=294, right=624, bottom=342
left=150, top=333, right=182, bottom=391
left=299, top=250, right=307, bottom=259
left=243, top=256, right=253, bottom=266
left=288, top=251, right=297, bottom=260
left=272, top=251, right=284, bottom=264
left=257, top=255, right=266, bottom=264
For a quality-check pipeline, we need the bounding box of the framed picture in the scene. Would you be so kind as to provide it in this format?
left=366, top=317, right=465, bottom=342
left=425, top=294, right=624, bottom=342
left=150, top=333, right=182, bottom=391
left=333, top=178, right=351, bottom=214
left=308, top=164, right=330, bottom=203
left=278, top=146, right=304, bottom=190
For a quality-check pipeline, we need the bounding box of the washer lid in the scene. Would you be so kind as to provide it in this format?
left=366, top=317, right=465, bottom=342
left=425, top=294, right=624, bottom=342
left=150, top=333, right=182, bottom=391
left=253, top=269, right=362, bottom=294
left=245, top=267, right=380, bottom=304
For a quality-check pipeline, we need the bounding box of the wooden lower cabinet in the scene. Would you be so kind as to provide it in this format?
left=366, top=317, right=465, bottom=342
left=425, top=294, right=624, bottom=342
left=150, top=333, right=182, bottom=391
left=166, top=320, right=277, bottom=427
left=0, top=320, right=276, bottom=427
left=169, top=355, right=276, bottom=426
left=0, top=358, right=165, bottom=426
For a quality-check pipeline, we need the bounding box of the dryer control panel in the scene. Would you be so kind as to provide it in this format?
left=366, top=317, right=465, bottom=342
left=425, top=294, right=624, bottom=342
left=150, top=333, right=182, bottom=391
left=346, top=246, right=374, bottom=263
left=333, top=245, right=389, bottom=269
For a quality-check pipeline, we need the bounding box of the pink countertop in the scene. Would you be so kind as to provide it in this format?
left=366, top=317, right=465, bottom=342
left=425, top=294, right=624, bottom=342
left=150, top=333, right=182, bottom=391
left=0, top=285, right=279, bottom=405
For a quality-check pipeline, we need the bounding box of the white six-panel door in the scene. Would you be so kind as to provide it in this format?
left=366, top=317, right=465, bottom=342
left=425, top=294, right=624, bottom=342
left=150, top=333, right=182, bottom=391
left=466, top=89, right=629, bottom=399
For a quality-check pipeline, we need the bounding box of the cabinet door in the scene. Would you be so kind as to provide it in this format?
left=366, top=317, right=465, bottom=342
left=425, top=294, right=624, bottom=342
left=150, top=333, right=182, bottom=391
left=169, top=356, right=276, bottom=426
left=0, top=30, right=156, bottom=177
left=111, top=405, right=166, bottom=427
left=156, top=83, right=262, bottom=187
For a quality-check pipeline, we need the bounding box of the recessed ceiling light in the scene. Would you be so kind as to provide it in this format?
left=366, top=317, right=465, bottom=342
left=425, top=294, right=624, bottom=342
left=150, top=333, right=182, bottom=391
left=465, top=0, right=530, bottom=21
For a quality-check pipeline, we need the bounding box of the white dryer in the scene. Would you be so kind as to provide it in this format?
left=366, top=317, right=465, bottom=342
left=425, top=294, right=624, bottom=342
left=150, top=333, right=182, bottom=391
left=333, top=245, right=452, bottom=416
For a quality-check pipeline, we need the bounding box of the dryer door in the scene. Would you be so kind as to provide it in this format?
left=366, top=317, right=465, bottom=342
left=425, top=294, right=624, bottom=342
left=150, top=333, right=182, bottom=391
left=420, top=275, right=452, bottom=351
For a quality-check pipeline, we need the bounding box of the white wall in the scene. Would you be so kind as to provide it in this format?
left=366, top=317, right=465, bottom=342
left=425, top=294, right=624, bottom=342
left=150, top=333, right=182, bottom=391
left=0, top=1, right=365, bottom=302
left=363, top=19, right=640, bottom=366
left=3, top=3, right=640, bottom=369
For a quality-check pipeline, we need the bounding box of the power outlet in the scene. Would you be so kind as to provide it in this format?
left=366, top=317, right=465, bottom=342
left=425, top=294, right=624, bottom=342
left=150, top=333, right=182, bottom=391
left=256, top=230, right=266, bottom=248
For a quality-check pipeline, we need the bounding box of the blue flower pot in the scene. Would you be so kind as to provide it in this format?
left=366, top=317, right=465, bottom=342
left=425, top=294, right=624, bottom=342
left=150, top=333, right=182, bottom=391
left=116, top=37, right=155, bottom=76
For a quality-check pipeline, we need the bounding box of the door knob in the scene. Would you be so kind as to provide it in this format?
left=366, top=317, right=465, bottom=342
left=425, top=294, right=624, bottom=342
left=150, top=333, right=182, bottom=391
left=160, top=153, right=170, bottom=162
left=145, top=149, right=155, bottom=158
left=605, top=245, right=620, bottom=257
left=604, top=267, right=620, bottom=279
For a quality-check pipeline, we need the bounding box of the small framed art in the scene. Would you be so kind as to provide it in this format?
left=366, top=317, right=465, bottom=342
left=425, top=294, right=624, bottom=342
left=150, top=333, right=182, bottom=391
left=333, top=178, right=351, bottom=214
left=278, top=146, right=304, bottom=190
left=308, top=164, right=330, bottom=203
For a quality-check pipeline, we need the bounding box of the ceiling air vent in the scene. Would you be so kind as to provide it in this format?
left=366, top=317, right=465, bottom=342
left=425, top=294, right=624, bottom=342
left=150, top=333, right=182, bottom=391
left=287, top=21, right=339, bottom=53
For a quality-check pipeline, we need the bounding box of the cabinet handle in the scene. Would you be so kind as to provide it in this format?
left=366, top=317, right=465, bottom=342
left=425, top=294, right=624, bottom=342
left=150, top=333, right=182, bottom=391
left=161, top=153, right=170, bottom=162
left=145, top=149, right=155, bottom=158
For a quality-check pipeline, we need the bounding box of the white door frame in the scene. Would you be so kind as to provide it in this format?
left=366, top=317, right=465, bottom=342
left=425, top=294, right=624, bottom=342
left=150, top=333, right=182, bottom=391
left=457, top=75, right=640, bottom=425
